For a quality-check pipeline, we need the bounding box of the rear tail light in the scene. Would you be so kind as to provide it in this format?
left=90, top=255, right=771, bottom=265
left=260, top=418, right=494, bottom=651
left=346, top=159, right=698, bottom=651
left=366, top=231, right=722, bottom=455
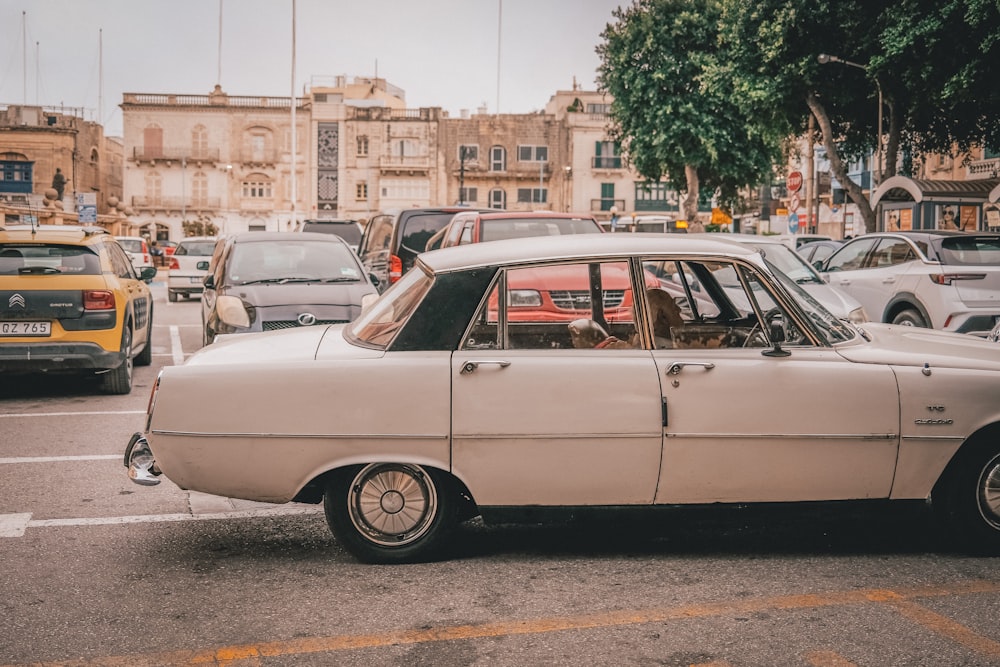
left=143, top=253, right=151, bottom=264
left=169, top=257, right=180, bottom=270
left=389, top=254, right=403, bottom=283
left=930, top=273, right=986, bottom=286
left=83, top=290, right=116, bottom=310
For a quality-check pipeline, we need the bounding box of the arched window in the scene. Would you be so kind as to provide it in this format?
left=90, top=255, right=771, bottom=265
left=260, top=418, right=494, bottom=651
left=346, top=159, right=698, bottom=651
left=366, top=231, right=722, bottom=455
left=145, top=171, right=163, bottom=205
left=89, top=148, right=99, bottom=163
left=490, top=146, right=506, bottom=172
left=241, top=172, right=272, bottom=198
left=192, top=125, right=209, bottom=159
left=192, top=171, right=208, bottom=206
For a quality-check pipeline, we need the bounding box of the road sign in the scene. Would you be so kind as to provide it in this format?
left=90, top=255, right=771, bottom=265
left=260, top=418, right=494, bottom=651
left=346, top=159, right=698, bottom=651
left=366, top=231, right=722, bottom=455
left=787, top=171, right=803, bottom=193
left=788, top=211, right=800, bottom=233
left=76, top=193, right=97, bottom=223
left=789, top=194, right=800, bottom=211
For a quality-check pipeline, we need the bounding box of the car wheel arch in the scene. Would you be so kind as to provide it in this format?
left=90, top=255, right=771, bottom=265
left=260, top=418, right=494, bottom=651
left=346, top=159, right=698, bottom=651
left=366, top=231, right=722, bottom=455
left=883, top=293, right=932, bottom=327
left=295, top=458, right=476, bottom=508
left=931, top=422, right=1000, bottom=552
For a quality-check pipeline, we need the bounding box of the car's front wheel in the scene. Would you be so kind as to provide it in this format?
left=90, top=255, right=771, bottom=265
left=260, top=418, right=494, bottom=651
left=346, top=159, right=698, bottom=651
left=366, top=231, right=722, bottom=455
left=324, top=463, right=456, bottom=564
left=937, top=440, right=1000, bottom=554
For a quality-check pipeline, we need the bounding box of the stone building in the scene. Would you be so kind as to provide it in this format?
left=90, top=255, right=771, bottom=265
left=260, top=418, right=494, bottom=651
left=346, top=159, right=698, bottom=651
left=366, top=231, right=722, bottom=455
left=0, top=104, right=122, bottom=220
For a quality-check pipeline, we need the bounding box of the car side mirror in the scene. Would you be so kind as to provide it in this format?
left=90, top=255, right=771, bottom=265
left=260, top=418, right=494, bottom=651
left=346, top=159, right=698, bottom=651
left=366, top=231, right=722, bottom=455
left=139, top=266, right=157, bottom=283
left=203, top=274, right=215, bottom=289
left=368, top=272, right=381, bottom=289
left=196, top=261, right=210, bottom=271
left=762, top=318, right=791, bottom=358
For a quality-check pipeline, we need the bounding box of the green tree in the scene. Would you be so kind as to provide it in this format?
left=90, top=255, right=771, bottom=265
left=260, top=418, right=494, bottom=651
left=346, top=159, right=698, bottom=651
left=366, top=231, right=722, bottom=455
left=596, top=0, right=782, bottom=231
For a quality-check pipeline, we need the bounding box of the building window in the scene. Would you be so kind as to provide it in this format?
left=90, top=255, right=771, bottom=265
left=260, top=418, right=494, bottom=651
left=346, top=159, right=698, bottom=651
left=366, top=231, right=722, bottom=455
left=357, top=135, right=369, bottom=157
left=356, top=181, right=368, bottom=200
left=634, top=181, right=680, bottom=212
left=517, top=188, right=548, bottom=204
left=192, top=172, right=208, bottom=206
left=459, top=187, right=478, bottom=204
left=517, top=145, right=548, bottom=162
left=192, top=125, right=209, bottom=159
left=145, top=171, right=162, bottom=204
left=593, top=141, right=622, bottom=169
left=489, top=188, right=506, bottom=209
left=490, top=146, right=506, bottom=172
left=586, top=103, right=611, bottom=115
left=459, top=145, right=479, bottom=162
left=242, top=177, right=272, bottom=198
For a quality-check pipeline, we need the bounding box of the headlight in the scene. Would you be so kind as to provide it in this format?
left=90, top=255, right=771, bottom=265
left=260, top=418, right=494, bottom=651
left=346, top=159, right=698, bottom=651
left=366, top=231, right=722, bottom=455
left=848, top=307, right=868, bottom=323
left=508, top=289, right=542, bottom=308
left=216, top=295, right=251, bottom=328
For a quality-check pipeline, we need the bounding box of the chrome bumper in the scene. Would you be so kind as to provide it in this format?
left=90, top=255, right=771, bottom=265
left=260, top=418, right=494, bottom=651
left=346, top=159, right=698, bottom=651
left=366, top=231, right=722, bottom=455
left=124, top=432, right=161, bottom=486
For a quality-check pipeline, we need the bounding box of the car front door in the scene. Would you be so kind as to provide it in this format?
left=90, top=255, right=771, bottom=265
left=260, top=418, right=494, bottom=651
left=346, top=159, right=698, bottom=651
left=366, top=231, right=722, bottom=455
left=450, top=260, right=664, bottom=507
left=642, top=257, right=900, bottom=504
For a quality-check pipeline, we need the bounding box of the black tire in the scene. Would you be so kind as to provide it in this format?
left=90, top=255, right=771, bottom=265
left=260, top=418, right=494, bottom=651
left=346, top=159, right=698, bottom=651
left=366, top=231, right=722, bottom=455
left=168, top=290, right=178, bottom=303
left=936, top=441, right=1000, bottom=554
left=134, top=307, right=153, bottom=366
left=891, top=308, right=927, bottom=327
left=101, top=326, right=133, bottom=395
left=324, top=463, right=456, bottom=564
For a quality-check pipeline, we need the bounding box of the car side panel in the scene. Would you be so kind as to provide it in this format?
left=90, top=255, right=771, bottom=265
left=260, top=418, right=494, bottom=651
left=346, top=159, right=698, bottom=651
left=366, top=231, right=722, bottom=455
left=147, top=353, right=452, bottom=503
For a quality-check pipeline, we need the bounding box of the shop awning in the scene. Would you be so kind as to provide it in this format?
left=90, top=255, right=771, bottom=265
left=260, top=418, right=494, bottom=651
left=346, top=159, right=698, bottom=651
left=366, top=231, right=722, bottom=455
left=872, top=176, right=1000, bottom=206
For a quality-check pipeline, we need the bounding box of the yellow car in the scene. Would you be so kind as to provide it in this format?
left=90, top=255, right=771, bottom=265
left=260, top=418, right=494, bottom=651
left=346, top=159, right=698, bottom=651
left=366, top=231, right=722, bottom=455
left=0, top=224, right=156, bottom=394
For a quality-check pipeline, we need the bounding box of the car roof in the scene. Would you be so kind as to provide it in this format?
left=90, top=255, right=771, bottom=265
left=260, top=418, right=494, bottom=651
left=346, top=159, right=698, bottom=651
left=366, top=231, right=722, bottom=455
left=229, top=231, right=347, bottom=243
left=419, top=232, right=759, bottom=273
left=473, top=211, right=596, bottom=221
left=0, top=225, right=110, bottom=242
left=176, top=236, right=218, bottom=243
left=689, top=232, right=785, bottom=245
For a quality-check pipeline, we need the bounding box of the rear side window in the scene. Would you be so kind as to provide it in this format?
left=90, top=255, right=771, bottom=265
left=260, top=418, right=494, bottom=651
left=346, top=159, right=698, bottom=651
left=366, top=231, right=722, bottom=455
left=479, top=217, right=601, bottom=242
left=0, top=244, right=101, bottom=276
left=398, top=212, right=459, bottom=255
left=117, top=238, right=144, bottom=253
left=938, top=236, right=1000, bottom=266
left=302, top=222, right=362, bottom=246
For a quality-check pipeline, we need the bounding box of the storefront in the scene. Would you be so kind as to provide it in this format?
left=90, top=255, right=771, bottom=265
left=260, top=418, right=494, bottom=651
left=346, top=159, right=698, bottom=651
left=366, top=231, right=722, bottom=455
left=871, top=176, right=1000, bottom=232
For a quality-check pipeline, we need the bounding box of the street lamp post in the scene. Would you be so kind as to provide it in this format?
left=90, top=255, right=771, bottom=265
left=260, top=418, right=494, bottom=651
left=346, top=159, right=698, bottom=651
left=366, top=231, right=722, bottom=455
left=817, top=53, right=884, bottom=195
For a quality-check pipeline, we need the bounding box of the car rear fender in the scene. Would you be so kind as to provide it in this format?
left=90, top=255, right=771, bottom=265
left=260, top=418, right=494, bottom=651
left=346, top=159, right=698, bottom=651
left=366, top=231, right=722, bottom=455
left=883, top=292, right=932, bottom=326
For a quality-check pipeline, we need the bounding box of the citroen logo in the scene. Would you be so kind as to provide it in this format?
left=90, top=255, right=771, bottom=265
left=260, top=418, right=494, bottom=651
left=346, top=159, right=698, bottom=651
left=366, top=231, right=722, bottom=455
left=8, top=293, right=25, bottom=308
left=297, top=312, right=317, bottom=326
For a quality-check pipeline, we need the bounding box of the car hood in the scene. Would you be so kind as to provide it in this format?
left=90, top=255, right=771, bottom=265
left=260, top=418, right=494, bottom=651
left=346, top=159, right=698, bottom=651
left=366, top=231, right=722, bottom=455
left=223, top=281, right=375, bottom=307
left=837, top=322, right=1000, bottom=372
left=186, top=324, right=381, bottom=366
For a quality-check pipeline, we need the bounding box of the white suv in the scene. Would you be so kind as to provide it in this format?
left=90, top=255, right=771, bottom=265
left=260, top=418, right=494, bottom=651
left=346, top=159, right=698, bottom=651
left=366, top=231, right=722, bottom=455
left=115, top=236, right=154, bottom=272
left=820, top=230, right=1000, bottom=335
left=167, top=236, right=217, bottom=302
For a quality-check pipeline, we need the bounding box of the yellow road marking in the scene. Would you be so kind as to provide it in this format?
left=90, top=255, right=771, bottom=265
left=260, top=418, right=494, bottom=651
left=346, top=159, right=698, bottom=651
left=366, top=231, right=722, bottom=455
left=805, top=649, right=859, bottom=667
left=5, top=581, right=999, bottom=667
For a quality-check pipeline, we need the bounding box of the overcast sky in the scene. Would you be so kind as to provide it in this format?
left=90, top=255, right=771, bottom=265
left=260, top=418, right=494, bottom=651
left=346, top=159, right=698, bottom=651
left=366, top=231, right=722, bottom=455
left=0, top=0, right=626, bottom=137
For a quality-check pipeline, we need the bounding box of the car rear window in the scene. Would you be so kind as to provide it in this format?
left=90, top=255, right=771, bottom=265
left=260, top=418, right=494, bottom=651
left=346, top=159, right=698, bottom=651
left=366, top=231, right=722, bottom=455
left=175, top=241, right=217, bottom=256
left=0, top=244, right=102, bottom=275
left=399, top=212, right=461, bottom=254
left=117, top=238, right=144, bottom=253
left=480, top=217, right=601, bottom=242
left=302, top=222, right=362, bottom=245
left=938, top=236, right=1000, bottom=266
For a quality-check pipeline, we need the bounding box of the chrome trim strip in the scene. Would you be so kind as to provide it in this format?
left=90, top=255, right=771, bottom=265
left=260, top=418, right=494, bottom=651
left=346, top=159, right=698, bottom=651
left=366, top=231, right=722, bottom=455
left=150, top=430, right=447, bottom=440
left=666, top=433, right=898, bottom=440
left=454, top=432, right=661, bottom=440
left=901, top=434, right=965, bottom=442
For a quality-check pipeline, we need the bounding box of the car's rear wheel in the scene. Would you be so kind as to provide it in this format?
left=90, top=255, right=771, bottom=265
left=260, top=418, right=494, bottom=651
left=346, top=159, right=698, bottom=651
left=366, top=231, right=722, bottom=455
left=937, top=440, right=1000, bottom=554
left=135, top=307, right=153, bottom=367
left=324, top=463, right=455, bottom=564
left=101, top=326, right=133, bottom=395
left=891, top=308, right=927, bottom=327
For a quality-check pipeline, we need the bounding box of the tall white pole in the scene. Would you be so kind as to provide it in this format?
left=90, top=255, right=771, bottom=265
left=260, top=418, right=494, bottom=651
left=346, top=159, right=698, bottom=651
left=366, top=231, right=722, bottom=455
left=290, top=0, right=297, bottom=231
left=98, top=29, right=103, bottom=125
left=496, top=0, right=502, bottom=114
left=217, top=0, right=223, bottom=84
left=22, top=12, right=27, bottom=103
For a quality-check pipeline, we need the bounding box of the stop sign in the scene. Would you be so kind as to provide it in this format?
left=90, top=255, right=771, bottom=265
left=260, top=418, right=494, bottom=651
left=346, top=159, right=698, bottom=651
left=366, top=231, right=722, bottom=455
left=787, top=171, right=803, bottom=193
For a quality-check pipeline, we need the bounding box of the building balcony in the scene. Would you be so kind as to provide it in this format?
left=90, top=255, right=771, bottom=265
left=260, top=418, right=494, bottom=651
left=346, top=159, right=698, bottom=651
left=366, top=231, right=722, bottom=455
left=969, top=157, right=1000, bottom=178
left=591, top=156, right=623, bottom=169
left=130, top=196, right=221, bottom=211
left=239, top=150, right=280, bottom=167
left=591, top=198, right=625, bottom=212
left=131, top=148, right=221, bottom=165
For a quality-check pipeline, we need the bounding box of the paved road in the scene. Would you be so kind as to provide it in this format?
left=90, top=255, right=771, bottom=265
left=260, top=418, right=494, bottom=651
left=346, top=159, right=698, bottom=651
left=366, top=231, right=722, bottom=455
left=2, top=275, right=999, bottom=666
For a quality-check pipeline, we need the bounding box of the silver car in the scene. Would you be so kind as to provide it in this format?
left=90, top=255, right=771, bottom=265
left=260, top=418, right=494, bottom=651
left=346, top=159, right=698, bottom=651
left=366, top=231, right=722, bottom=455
left=167, top=236, right=217, bottom=302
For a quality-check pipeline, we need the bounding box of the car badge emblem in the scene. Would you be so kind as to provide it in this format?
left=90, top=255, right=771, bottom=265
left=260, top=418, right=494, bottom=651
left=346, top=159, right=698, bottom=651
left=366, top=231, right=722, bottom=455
left=9, top=293, right=25, bottom=308
left=297, top=312, right=317, bottom=326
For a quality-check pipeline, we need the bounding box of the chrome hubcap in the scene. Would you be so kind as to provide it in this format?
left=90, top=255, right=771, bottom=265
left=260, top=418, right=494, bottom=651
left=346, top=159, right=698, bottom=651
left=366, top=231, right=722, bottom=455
left=349, top=463, right=437, bottom=547
left=977, top=454, right=1000, bottom=529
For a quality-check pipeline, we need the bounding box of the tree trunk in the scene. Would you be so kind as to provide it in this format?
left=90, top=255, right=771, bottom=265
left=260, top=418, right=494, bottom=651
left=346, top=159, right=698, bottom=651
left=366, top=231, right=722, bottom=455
left=806, top=93, right=876, bottom=233
left=683, top=164, right=706, bottom=233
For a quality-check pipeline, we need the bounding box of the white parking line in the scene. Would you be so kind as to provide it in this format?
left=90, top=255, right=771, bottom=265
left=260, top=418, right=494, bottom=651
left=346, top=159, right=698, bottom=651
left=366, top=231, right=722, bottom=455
left=0, top=410, right=145, bottom=418
left=170, top=324, right=184, bottom=365
left=0, top=506, right=323, bottom=537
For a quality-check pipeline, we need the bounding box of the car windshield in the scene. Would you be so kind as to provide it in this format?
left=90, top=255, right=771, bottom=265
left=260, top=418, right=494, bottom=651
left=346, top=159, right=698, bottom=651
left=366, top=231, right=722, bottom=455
left=175, top=241, right=216, bottom=256
left=938, top=236, right=1000, bottom=265
left=770, top=268, right=857, bottom=344
left=0, top=244, right=101, bottom=275
left=227, top=240, right=362, bottom=284
left=480, top=217, right=600, bottom=241
left=751, top=242, right=823, bottom=284
left=348, top=266, right=433, bottom=347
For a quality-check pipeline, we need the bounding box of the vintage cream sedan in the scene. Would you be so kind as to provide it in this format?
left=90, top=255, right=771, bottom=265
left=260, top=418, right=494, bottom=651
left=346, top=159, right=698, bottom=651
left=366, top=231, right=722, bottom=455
left=126, top=234, right=1000, bottom=563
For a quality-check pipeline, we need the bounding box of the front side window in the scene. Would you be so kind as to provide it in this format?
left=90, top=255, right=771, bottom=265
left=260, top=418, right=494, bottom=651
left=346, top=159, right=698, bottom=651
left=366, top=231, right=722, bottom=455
left=824, top=238, right=878, bottom=272
left=349, top=267, right=432, bottom=348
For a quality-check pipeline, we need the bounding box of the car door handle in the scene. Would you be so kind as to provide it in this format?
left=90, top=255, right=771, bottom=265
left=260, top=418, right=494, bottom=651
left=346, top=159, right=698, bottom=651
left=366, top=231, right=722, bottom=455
left=666, top=361, right=715, bottom=375
left=460, top=360, right=511, bottom=374
left=881, top=277, right=896, bottom=284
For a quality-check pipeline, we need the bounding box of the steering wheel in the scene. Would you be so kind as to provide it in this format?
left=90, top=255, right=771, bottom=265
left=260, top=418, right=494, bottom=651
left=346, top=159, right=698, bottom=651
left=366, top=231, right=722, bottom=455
left=743, top=307, right=783, bottom=348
